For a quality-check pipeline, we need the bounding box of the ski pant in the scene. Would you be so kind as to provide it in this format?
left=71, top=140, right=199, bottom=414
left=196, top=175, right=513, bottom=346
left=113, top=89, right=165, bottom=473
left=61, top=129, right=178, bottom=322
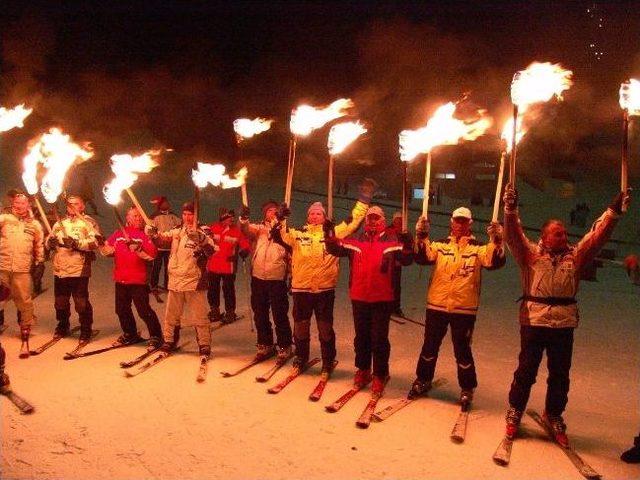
left=150, top=250, right=170, bottom=290
left=115, top=283, right=162, bottom=340
left=415, top=309, right=478, bottom=390
left=508, top=325, right=574, bottom=416
left=0, top=341, right=5, bottom=375
left=251, top=277, right=292, bottom=348
left=207, top=272, right=236, bottom=314
left=164, top=290, right=211, bottom=354
left=292, top=290, right=335, bottom=366
left=31, top=261, right=45, bottom=294
left=54, top=276, right=93, bottom=338
left=391, top=265, right=402, bottom=313
left=0, top=271, right=35, bottom=328
left=352, top=300, right=392, bottom=378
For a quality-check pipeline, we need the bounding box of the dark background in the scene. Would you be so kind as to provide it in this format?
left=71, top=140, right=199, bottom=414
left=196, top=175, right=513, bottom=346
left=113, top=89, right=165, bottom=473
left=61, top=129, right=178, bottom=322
left=1, top=0, right=639, bottom=194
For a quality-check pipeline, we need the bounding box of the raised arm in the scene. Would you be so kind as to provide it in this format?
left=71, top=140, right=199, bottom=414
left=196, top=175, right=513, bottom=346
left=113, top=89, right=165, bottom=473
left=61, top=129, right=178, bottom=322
left=503, top=184, right=533, bottom=267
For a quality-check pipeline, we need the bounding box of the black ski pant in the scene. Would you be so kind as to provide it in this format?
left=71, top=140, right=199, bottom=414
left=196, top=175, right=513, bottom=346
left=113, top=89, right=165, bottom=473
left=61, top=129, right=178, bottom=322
left=292, top=290, right=335, bottom=365
left=31, top=262, right=45, bottom=294
left=508, top=325, right=574, bottom=416
left=115, top=283, right=163, bottom=340
left=391, top=265, right=402, bottom=313
left=54, top=276, right=93, bottom=338
left=415, top=309, right=478, bottom=390
left=150, top=250, right=170, bottom=290
left=251, top=277, right=292, bottom=348
left=352, top=300, right=392, bottom=378
left=207, top=272, right=236, bottom=313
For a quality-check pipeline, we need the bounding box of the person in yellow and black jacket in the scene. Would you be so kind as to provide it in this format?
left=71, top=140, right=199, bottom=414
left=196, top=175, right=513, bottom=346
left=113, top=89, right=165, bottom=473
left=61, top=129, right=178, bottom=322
left=271, top=178, right=376, bottom=375
left=408, top=206, right=505, bottom=405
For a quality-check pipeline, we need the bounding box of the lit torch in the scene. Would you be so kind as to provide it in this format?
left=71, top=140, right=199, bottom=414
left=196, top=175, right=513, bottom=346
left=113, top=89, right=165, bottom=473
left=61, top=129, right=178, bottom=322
left=233, top=117, right=271, bottom=207
left=0, top=104, right=33, bottom=133
left=285, top=98, right=354, bottom=205
left=326, top=121, right=367, bottom=220
left=619, top=79, right=640, bottom=200
left=399, top=102, right=492, bottom=221
left=192, top=163, right=249, bottom=220
left=103, top=150, right=160, bottom=226
left=509, top=62, right=573, bottom=184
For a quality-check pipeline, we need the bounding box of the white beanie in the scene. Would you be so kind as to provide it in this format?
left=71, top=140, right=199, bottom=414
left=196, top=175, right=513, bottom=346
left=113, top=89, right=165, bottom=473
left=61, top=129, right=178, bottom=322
left=307, top=202, right=326, bottom=216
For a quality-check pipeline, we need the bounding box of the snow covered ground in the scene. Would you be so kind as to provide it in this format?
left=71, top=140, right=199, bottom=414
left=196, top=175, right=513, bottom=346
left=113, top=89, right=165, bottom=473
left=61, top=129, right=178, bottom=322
left=1, top=187, right=639, bottom=480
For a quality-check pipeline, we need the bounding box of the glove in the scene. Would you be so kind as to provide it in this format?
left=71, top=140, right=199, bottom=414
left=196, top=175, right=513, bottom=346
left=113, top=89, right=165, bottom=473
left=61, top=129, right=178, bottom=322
left=46, top=236, right=58, bottom=250
left=322, top=219, right=335, bottom=237
left=609, top=190, right=631, bottom=215
left=240, top=205, right=250, bottom=221
left=487, top=221, right=504, bottom=246
left=239, top=249, right=249, bottom=259
left=62, top=237, right=78, bottom=250
left=200, top=225, right=212, bottom=237
left=144, top=225, right=158, bottom=237
left=503, top=184, right=518, bottom=211
left=127, top=238, right=143, bottom=252
left=397, top=231, right=414, bottom=250
left=416, top=216, right=430, bottom=240
left=358, top=178, right=378, bottom=204
left=323, top=233, right=339, bottom=249
left=94, top=234, right=105, bottom=246
left=188, top=230, right=206, bottom=244
left=276, top=203, right=291, bottom=221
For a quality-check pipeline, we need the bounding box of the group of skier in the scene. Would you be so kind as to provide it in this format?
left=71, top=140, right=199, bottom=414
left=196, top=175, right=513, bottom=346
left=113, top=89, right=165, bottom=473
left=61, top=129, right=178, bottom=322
left=0, top=179, right=637, bottom=464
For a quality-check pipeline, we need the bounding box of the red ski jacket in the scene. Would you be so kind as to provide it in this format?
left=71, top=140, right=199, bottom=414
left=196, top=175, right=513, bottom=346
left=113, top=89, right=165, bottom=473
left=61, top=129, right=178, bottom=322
left=325, top=229, right=413, bottom=303
left=105, top=227, right=157, bottom=284
left=206, top=222, right=251, bottom=275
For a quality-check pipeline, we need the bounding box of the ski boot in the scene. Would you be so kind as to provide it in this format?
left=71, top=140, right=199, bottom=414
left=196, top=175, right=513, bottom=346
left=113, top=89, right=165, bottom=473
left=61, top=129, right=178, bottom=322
left=147, top=336, right=162, bottom=351
left=372, top=375, right=390, bottom=396
left=621, top=436, right=640, bottom=464
left=208, top=307, right=222, bottom=323
left=54, top=322, right=71, bottom=339
left=19, top=327, right=30, bottom=359
left=407, top=378, right=431, bottom=400
left=542, top=411, right=569, bottom=447
left=291, top=356, right=308, bottom=373
left=255, top=344, right=276, bottom=361
left=276, top=345, right=293, bottom=364
left=222, top=311, right=238, bottom=324
left=505, top=406, right=523, bottom=439
left=198, top=345, right=211, bottom=358
left=112, top=333, right=144, bottom=347
left=354, top=369, right=372, bottom=388
left=460, top=388, right=474, bottom=405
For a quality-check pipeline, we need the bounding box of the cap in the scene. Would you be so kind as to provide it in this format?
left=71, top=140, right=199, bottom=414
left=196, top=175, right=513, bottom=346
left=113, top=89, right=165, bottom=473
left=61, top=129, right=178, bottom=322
left=182, top=201, right=195, bottom=213
left=451, top=206, right=472, bottom=221
left=307, top=202, right=326, bottom=216
left=262, top=199, right=279, bottom=214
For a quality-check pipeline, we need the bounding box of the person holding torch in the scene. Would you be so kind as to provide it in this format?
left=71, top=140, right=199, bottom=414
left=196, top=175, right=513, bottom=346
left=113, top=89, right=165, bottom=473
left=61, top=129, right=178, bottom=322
left=501, top=184, right=630, bottom=446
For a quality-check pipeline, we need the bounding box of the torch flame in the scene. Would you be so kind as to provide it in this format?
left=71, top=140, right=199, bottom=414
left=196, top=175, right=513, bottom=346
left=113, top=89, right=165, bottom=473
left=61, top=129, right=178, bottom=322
left=620, top=79, right=640, bottom=116
left=399, top=102, right=492, bottom=162
left=0, top=104, right=33, bottom=132
left=103, top=150, right=161, bottom=205
left=233, top=118, right=274, bottom=140
left=500, top=118, right=526, bottom=153
left=290, top=98, right=354, bottom=137
left=192, top=163, right=248, bottom=190
left=21, top=128, right=93, bottom=203
left=511, top=62, right=573, bottom=109
left=328, top=121, right=367, bottom=156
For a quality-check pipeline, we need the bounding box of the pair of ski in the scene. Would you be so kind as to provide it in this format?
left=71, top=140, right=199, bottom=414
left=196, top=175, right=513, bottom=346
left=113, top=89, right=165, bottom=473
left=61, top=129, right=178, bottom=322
left=322, top=376, right=387, bottom=428
left=220, top=348, right=292, bottom=382
left=1, top=386, right=35, bottom=414
left=492, top=410, right=601, bottom=480
left=63, top=334, right=146, bottom=360
left=211, top=314, right=245, bottom=332
left=124, top=341, right=192, bottom=378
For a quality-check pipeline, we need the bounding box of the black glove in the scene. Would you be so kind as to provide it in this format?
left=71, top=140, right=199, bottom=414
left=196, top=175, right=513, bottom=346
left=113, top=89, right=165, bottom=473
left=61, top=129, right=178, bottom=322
left=145, top=225, right=159, bottom=237
left=276, top=203, right=291, bottom=221
left=62, top=237, right=78, bottom=250
left=609, top=190, right=630, bottom=215
left=128, top=238, right=143, bottom=252
left=322, top=219, right=335, bottom=237
left=487, top=222, right=504, bottom=246
left=94, top=234, right=105, bottom=246
left=416, top=216, right=430, bottom=240
left=200, top=225, right=212, bottom=238
left=188, top=230, right=206, bottom=244
left=239, top=249, right=249, bottom=259
left=503, top=184, right=518, bottom=211
left=46, top=236, right=58, bottom=250
left=358, top=178, right=378, bottom=204
left=240, top=205, right=250, bottom=221
left=398, top=232, right=414, bottom=250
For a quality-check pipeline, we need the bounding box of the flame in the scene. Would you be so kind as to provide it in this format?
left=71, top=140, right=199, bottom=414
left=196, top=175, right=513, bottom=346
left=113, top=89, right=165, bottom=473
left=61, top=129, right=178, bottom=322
left=620, top=79, right=640, bottom=115
left=500, top=118, right=526, bottom=153
left=511, top=62, right=573, bottom=109
left=0, top=104, right=33, bottom=132
left=327, top=121, right=367, bottom=156
left=192, top=163, right=248, bottom=189
left=21, top=128, right=93, bottom=202
left=233, top=118, right=274, bottom=140
left=399, top=102, right=492, bottom=162
left=103, top=150, right=161, bottom=205
left=290, top=98, right=354, bottom=137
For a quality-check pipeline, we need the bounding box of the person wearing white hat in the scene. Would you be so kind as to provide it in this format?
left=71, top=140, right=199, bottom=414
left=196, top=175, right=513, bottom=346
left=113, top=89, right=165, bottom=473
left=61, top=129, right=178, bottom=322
left=409, top=205, right=505, bottom=407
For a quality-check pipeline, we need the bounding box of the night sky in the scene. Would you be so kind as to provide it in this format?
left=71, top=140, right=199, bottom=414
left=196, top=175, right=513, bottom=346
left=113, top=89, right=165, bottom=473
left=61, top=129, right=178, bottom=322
left=1, top=1, right=639, bottom=190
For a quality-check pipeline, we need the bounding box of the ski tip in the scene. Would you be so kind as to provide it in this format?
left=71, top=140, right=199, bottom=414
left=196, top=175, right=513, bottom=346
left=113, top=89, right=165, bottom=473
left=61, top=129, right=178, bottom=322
left=355, top=421, right=370, bottom=429
left=492, top=457, right=508, bottom=467
left=308, top=396, right=320, bottom=402
left=450, top=435, right=464, bottom=444
left=220, top=372, right=232, bottom=378
left=123, top=371, right=134, bottom=378
left=266, top=388, right=279, bottom=394
left=324, top=405, right=338, bottom=413
left=21, top=406, right=35, bottom=415
left=18, top=353, right=30, bottom=359
left=255, top=377, right=268, bottom=383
